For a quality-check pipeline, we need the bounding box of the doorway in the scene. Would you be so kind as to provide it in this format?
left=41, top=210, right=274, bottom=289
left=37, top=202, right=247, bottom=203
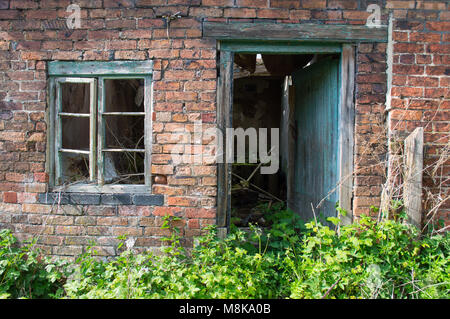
left=216, top=42, right=355, bottom=232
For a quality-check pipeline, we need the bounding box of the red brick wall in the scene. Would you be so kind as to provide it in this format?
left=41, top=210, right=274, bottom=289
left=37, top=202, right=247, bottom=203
left=387, top=1, right=449, bottom=227
left=0, top=0, right=448, bottom=257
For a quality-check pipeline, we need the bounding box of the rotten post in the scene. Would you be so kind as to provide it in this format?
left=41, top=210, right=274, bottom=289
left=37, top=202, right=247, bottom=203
left=403, top=127, right=424, bottom=229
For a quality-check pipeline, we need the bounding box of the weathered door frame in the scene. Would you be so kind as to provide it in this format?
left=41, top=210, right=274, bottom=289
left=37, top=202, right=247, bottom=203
left=206, top=22, right=388, bottom=235
left=215, top=42, right=355, bottom=235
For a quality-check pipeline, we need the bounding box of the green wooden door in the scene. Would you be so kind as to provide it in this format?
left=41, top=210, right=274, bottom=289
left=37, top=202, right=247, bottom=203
left=291, top=56, right=340, bottom=222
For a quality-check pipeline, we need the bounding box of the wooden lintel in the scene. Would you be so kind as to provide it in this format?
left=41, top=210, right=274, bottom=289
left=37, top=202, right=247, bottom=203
left=204, top=22, right=388, bottom=43
left=48, top=61, right=153, bottom=76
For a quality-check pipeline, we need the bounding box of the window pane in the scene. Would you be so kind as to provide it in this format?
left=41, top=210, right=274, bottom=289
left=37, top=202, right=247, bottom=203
left=61, top=83, right=90, bottom=113
left=104, top=115, right=144, bottom=149
left=104, top=151, right=145, bottom=184
left=104, top=79, right=144, bottom=112
left=60, top=152, right=90, bottom=184
left=61, top=117, right=90, bottom=151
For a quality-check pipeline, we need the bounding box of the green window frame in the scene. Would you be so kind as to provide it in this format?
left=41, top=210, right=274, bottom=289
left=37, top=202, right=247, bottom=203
left=47, top=61, right=153, bottom=193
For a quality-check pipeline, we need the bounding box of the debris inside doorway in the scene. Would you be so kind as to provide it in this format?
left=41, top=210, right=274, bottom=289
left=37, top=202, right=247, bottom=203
left=231, top=75, right=286, bottom=227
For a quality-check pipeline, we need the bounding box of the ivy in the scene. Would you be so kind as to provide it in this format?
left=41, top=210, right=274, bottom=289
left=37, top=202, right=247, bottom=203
left=0, top=207, right=448, bottom=299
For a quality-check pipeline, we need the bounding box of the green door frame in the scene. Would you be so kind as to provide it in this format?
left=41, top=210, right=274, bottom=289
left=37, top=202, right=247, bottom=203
left=216, top=41, right=356, bottom=236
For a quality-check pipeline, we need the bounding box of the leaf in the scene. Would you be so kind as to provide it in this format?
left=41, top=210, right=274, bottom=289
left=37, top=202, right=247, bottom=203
left=327, top=217, right=341, bottom=226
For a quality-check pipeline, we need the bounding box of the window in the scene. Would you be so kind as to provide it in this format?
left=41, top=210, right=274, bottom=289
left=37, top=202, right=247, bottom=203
left=48, top=61, right=153, bottom=193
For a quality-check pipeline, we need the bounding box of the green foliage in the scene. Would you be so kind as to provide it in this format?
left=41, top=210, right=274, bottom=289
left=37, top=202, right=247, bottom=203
left=233, top=202, right=306, bottom=253
left=160, top=215, right=185, bottom=256
left=284, top=215, right=450, bottom=299
left=64, top=224, right=287, bottom=299
left=0, top=229, right=70, bottom=299
left=0, top=207, right=448, bottom=299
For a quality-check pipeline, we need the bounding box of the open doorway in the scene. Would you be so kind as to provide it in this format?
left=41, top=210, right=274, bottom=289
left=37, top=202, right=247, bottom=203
left=229, top=52, right=342, bottom=228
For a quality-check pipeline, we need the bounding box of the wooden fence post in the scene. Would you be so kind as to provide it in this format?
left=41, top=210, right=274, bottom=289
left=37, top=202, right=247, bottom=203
left=403, top=127, right=424, bottom=228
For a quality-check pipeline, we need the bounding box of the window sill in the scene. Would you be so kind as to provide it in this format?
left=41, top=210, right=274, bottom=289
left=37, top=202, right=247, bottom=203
left=37, top=192, right=164, bottom=206
left=51, top=184, right=151, bottom=194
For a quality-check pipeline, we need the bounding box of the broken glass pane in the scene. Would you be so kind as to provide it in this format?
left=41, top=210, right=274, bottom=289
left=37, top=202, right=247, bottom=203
left=61, top=117, right=90, bottom=151
left=104, top=79, right=144, bottom=112
left=60, top=152, right=89, bottom=184
left=104, top=115, right=144, bottom=149
left=103, top=151, right=145, bottom=184
left=60, top=83, right=90, bottom=113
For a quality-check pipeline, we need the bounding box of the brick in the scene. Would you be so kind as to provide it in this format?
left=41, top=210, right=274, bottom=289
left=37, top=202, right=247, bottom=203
left=394, top=43, right=424, bottom=53
left=441, top=11, right=450, bottom=21
left=343, top=10, right=370, bottom=20
left=327, top=0, right=357, bottom=9
left=203, top=0, right=234, bottom=5
left=393, top=64, right=424, bottom=75
left=188, top=219, right=200, bottom=229
left=427, top=44, right=450, bottom=55
left=164, top=70, right=196, bottom=81
left=410, top=32, right=441, bottom=43
left=167, top=176, right=196, bottom=186
left=10, top=0, right=39, bottom=9
left=74, top=216, right=96, bottom=226
left=138, top=18, right=165, bottom=28
left=133, top=194, right=164, bottom=206
left=167, top=196, right=198, bottom=207
left=426, top=22, right=450, bottom=32
left=153, top=206, right=183, bottom=217
left=152, top=185, right=184, bottom=196
left=416, top=1, right=447, bottom=10
left=69, top=194, right=101, bottom=205
left=116, top=206, right=146, bottom=216
left=156, top=132, right=191, bottom=144
left=55, top=205, right=84, bottom=216
left=3, top=192, right=17, bottom=203
left=236, top=0, right=266, bottom=6
left=185, top=208, right=216, bottom=219
left=24, top=183, right=47, bottom=193
left=112, top=227, right=142, bottom=237
left=17, top=192, right=37, bottom=204
left=390, top=109, right=423, bottom=121
left=34, top=172, right=48, bottom=183
left=139, top=217, right=155, bottom=227
left=100, top=194, right=132, bottom=205
left=426, top=65, right=449, bottom=76
left=143, top=227, right=174, bottom=237
left=166, top=91, right=198, bottom=101
left=53, top=246, right=83, bottom=256
left=407, top=76, right=439, bottom=87
left=106, top=40, right=137, bottom=50
left=55, top=226, right=83, bottom=236
left=88, top=30, right=119, bottom=40
left=416, top=55, right=432, bottom=65
left=224, top=8, right=256, bottom=18
left=97, top=217, right=128, bottom=226
left=170, top=18, right=201, bottom=29
left=301, top=0, right=326, bottom=9
left=257, top=9, right=289, bottom=19
left=38, top=193, right=70, bottom=205
left=0, top=0, right=9, bottom=9
left=52, top=51, right=82, bottom=60
left=46, top=216, right=74, bottom=225
left=148, top=49, right=179, bottom=59
left=115, top=50, right=146, bottom=60
left=184, top=39, right=215, bottom=49
left=386, top=1, right=415, bottom=9
left=87, top=226, right=111, bottom=236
